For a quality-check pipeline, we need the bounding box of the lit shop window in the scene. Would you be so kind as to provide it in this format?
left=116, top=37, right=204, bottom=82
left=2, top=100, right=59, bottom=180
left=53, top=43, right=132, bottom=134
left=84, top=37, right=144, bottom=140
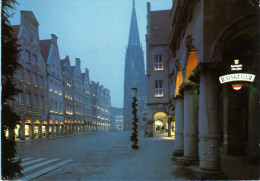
left=155, top=80, right=163, bottom=98
left=154, top=55, right=163, bottom=71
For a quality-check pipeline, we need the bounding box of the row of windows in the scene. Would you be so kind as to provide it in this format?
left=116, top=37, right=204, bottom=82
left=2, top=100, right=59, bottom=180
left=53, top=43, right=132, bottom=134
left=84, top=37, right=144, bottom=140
left=75, top=105, right=84, bottom=115
left=49, top=80, right=62, bottom=96
left=18, top=68, right=44, bottom=87
left=18, top=92, right=44, bottom=108
left=25, top=50, right=38, bottom=67
left=49, top=100, right=63, bottom=114
left=65, top=103, right=73, bottom=115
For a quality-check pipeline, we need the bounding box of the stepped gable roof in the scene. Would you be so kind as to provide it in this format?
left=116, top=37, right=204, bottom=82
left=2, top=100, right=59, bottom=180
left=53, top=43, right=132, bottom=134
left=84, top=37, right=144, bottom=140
left=70, top=66, right=75, bottom=74
left=81, top=73, right=85, bottom=82
left=150, top=9, right=171, bottom=45
left=39, top=39, right=51, bottom=62
left=11, top=25, right=20, bottom=38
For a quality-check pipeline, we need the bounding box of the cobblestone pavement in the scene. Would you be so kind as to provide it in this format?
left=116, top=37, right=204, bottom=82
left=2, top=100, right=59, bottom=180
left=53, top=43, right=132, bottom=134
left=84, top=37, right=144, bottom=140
left=17, top=131, right=177, bottom=180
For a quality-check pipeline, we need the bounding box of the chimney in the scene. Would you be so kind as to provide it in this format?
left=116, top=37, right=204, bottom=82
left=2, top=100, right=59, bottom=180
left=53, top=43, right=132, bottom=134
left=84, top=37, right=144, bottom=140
left=75, top=58, right=80, bottom=67
left=51, top=34, right=58, bottom=45
left=85, top=68, right=89, bottom=76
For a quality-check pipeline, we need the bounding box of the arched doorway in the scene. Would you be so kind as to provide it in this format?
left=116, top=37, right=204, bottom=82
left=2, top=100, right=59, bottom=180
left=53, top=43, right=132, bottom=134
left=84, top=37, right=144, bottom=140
left=34, top=120, right=40, bottom=138
left=153, top=112, right=168, bottom=133
left=42, top=121, right=47, bottom=137
left=221, top=24, right=259, bottom=155
left=25, top=120, right=31, bottom=139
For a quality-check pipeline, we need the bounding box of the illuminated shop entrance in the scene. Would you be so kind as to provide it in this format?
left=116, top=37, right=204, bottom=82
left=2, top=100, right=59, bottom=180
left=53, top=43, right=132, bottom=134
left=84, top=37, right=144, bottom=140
left=153, top=112, right=168, bottom=133
left=34, top=120, right=40, bottom=138
left=25, top=120, right=31, bottom=139
left=42, top=121, right=47, bottom=137
left=49, top=120, right=53, bottom=137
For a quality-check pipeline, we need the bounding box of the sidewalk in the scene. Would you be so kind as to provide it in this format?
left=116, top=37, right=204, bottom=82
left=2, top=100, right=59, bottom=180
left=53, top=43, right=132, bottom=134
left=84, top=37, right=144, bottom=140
left=16, top=132, right=97, bottom=143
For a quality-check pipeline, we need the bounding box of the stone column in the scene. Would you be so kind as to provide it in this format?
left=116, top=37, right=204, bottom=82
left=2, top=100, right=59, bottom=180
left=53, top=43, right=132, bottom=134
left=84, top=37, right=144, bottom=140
left=20, top=121, right=25, bottom=140
left=51, top=124, right=55, bottom=137
left=172, top=96, right=184, bottom=157
left=57, top=124, right=60, bottom=136
left=39, top=121, right=42, bottom=138
left=46, top=124, right=49, bottom=137
left=247, top=84, right=260, bottom=163
left=196, top=64, right=224, bottom=179
left=182, top=84, right=199, bottom=165
left=30, top=123, right=34, bottom=139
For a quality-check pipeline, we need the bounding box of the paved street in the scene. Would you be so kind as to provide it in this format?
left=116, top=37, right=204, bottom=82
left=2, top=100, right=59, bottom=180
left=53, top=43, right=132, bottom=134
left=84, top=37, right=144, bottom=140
left=16, top=131, right=177, bottom=180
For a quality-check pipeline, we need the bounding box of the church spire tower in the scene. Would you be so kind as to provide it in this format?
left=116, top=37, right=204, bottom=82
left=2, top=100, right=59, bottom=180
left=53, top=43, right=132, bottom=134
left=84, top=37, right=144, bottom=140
left=123, top=0, right=147, bottom=131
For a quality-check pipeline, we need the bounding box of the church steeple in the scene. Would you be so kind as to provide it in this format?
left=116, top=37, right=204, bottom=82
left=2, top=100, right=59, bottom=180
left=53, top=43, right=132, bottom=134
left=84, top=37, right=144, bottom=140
left=128, top=0, right=140, bottom=47
left=123, top=0, right=147, bottom=131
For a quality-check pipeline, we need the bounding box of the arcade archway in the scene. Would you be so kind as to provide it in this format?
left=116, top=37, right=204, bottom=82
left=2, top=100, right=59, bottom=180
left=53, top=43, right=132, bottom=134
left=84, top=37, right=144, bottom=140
left=153, top=112, right=168, bottom=133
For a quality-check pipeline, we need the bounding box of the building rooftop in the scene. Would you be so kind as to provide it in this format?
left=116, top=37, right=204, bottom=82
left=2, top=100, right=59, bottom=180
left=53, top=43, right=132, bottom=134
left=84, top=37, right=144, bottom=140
left=11, top=25, right=20, bottom=38
left=39, top=39, right=51, bottom=62
left=150, top=10, right=171, bottom=45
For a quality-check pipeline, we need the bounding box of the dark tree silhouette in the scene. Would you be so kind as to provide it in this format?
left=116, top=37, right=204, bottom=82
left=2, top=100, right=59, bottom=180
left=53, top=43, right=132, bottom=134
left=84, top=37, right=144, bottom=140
left=1, top=0, right=23, bottom=179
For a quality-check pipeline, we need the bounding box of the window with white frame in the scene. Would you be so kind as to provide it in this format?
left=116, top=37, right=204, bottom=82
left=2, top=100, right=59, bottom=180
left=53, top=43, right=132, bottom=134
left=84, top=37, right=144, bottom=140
left=154, top=55, right=163, bottom=71
left=39, top=76, right=43, bottom=87
left=33, top=73, right=37, bottom=85
left=34, top=94, right=38, bottom=107
left=18, top=92, right=24, bottom=105
left=55, top=101, right=57, bottom=113
left=155, top=80, right=163, bottom=98
left=25, top=50, right=31, bottom=63
left=25, top=70, right=30, bottom=83
left=27, top=92, right=32, bottom=105
left=50, top=99, right=53, bottom=112
left=32, top=54, right=37, bottom=67
left=40, top=96, right=44, bottom=108
left=18, top=68, right=23, bottom=80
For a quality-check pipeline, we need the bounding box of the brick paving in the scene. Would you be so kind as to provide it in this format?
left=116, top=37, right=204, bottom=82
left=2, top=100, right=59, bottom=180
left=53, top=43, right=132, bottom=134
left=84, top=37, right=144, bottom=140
left=36, top=132, right=177, bottom=180
left=16, top=131, right=259, bottom=180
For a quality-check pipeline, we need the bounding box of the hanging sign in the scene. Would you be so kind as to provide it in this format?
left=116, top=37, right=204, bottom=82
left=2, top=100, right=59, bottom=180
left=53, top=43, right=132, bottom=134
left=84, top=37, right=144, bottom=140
left=219, top=59, right=256, bottom=90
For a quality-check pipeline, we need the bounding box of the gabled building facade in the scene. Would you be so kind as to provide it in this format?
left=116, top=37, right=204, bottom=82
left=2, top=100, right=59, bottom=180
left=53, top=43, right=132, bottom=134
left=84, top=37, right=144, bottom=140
left=40, top=34, right=64, bottom=137
left=11, top=11, right=48, bottom=140
left=7, top=10, right=113, bottom=141
left=60, top=55, right=73, bottom=134
left=71, top=58, right=86, bottom=133
left=82, top=68, right=92, bottom=132
left=146, top=3, right=172, bottom=137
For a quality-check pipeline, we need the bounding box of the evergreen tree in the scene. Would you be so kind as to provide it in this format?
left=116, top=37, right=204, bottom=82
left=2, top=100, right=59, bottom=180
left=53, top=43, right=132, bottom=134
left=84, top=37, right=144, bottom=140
left=1, top=0, right=23, bottom=179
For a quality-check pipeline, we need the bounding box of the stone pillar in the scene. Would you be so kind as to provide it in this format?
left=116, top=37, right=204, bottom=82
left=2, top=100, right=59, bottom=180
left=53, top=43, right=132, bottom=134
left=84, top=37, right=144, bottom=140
left=46, top=124, right=49, bottom=137
left=172, top=96, right=184, bottom=157
left=51, top=124, right=55, bottom=136
left=39, top=121, right=42, bottom=138
left=56, top=124, right=60, bottom=136
left=30, top=123, right=34, bottom=139
left=182, top=84, right=199, bottom=165
left=20, top=121, right=25, bottom=140
left=247, top=85, right=260, bottom=163
left=196, top=65, right=225, bottom=179
left=61, top=125, right=64, bottom=135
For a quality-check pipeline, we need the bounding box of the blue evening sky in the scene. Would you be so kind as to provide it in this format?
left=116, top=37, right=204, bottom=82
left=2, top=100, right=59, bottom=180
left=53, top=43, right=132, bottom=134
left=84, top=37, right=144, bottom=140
left=10, top=0, right=172, bottom=108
